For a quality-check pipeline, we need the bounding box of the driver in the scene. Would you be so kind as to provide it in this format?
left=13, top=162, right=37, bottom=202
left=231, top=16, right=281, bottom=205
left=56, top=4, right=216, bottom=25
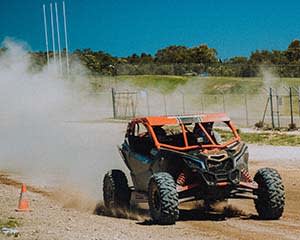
left=153, top=125, right=167, bottom=142
left=193, top=122, right=222, bottom=144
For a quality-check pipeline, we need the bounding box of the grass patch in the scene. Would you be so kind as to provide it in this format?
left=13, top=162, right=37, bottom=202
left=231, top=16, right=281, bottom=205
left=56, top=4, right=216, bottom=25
left=200, top=77, right=263, bottom=94
left=240, top=131, right=300, bottom=146
left=116, top=75, right=189, bottom=93
left=89, top=75, right=300, bottom=95
left=219, top=129, right=300, bottom=146
left=0, top=217, right=20, bottom=228
left=280, top=77, right=300, bottom=86
left=89, top=75, right=190, bottom=93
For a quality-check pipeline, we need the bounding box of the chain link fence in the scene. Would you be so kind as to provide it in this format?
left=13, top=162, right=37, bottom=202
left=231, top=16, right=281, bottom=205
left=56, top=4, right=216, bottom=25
left=110, top=87, right=300, bottom=129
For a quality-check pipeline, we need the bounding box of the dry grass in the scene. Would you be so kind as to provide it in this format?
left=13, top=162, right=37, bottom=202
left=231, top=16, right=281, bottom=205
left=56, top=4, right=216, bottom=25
left=219, top=129, right=300, bottom=146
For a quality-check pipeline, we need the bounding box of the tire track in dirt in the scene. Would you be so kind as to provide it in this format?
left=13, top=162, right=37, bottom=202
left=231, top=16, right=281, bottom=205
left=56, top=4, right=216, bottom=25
left=1, top=147, right=300, bottom=240
left=181, top=164, right=300, bottom=240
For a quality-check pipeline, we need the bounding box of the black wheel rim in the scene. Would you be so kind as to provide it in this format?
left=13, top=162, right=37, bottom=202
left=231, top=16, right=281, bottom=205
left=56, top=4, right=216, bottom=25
left=152, top=184, right=161, bottom=212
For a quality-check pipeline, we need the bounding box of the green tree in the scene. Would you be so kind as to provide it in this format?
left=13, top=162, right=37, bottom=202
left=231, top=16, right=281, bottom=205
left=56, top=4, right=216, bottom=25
left=155, top=45, right=190, bottom=63
left=189, top=44, right=218, bottom=65
left=285, top=39, right=300, bottom=62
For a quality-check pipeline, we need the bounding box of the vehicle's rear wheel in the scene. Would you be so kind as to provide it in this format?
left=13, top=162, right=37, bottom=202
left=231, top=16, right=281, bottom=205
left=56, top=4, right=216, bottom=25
left=253, top=168, right=285, bottom=220
left=148, top=172, right=179, bottom=225
left=103, top=169, right=131, bottom=209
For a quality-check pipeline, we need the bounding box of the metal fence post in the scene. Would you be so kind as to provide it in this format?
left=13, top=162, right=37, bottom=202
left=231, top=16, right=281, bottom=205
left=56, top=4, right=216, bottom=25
left=262, top=97, right=270, bottom=126
left=298, top=86, right=300, bottom=126
left=222, top=93, right=226, bottom=112
left=146, top=90, right=150, bottom=116
left=269, top=88, right=275, bottom=129
left=163, top=94, right=167, bottom=115
left=275, top=89, right=280, bottom=129
left=133, top=91, right=137, bottom=117
left=201, top=96, right=205, bottom=113
left=182, top=92, right=186, bottom=114
left=244, top=94, right=249, bottom=127
left=289, top=87, right=294, bottom=128
left=111, top=88, right=116, bottom=119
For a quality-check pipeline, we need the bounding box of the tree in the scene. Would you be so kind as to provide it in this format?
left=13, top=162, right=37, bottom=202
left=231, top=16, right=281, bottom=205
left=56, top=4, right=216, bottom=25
left=140, top=53, right=153, bottom=64
left=155, top=45, right=190, bottom=63
left=285, top=39, right=300, bottom=62
left=189, top=45, right=218, bottom=65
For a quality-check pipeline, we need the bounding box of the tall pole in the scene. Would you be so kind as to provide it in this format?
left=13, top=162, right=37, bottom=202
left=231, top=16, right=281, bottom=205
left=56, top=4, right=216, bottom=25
left=50, top=3, right=56, bottom=64
left=43, top=4, right=50, bottom=66
left=62, top=1, right=70, bottom=76
left=55, top=2, right=63, bottom=73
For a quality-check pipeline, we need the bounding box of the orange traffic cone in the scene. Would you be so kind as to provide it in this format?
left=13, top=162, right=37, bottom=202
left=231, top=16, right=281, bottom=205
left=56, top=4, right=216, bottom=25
left=16, top=183, right=30, bottom=212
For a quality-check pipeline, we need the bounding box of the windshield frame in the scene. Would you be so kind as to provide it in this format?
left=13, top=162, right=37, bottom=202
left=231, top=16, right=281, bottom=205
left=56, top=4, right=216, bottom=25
left=147, top=120, right=240, bottom=151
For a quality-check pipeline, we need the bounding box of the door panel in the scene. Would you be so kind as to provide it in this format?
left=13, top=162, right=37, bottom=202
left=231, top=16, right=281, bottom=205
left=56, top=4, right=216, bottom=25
left=127, top=122, right=155, bottom=191
left=129, top=152, right=153, bottom=191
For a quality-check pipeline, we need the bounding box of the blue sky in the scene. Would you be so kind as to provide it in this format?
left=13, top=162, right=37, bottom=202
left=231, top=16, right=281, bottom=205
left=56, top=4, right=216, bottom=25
left=1, top=0, right=300, bottom=59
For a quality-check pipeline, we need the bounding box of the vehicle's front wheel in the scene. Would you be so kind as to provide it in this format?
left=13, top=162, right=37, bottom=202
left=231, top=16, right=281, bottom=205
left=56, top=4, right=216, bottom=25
left=253, top=168, right=285, bottom=219
left=148, top=172, right=179, bottom=225
left=103, top=169, right=131, bottom=209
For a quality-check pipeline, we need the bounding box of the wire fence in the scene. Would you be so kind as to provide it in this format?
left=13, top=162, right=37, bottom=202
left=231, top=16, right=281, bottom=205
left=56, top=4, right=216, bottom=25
left=110, top=87, right=300, bottom=129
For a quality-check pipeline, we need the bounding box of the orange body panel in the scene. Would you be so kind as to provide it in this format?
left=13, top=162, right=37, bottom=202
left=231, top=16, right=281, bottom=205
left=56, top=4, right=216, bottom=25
left=133, top=113, right=231, bottom=126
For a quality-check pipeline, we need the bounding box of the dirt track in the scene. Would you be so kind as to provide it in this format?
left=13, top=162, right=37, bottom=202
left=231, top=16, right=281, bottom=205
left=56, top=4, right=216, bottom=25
left=1, top=145, right=300, bottom=240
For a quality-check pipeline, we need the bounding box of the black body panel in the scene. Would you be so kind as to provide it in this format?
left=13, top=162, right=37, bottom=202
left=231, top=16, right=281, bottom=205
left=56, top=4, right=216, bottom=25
left=120, top=138, right=249, bottom=199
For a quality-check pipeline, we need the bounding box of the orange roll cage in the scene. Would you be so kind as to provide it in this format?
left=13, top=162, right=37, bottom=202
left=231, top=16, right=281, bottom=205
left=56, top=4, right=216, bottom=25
left=130, top=113, right=241, bottom=151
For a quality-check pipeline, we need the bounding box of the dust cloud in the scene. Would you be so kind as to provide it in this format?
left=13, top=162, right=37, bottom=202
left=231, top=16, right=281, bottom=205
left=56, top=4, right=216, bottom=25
left=0, top=38, right=127, bottom=203
left=260, top=66, right=280, bottom=89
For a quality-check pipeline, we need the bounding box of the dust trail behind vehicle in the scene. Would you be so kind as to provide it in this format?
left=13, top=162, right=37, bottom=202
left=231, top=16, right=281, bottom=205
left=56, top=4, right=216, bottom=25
left=0, top=39, right=129, bottom=205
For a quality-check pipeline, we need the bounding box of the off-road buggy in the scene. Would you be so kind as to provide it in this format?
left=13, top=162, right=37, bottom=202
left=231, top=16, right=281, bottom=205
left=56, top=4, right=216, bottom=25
left=103, top=113, right=285, bottom=224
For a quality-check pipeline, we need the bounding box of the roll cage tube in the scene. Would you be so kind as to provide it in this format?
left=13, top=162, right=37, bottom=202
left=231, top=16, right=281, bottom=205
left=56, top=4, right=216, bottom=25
left=145, top=120, right=240, bottom=151
left=127, top=120, right=158, bottom=145
left=197, top=121, right=241, bottom=149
